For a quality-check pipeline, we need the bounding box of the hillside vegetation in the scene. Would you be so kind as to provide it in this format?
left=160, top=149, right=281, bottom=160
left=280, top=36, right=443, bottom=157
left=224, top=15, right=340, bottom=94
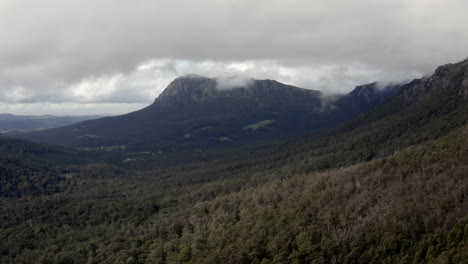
left=1, top=59, right=467, bottom=263
left=1, top=124, right=466, bottom=264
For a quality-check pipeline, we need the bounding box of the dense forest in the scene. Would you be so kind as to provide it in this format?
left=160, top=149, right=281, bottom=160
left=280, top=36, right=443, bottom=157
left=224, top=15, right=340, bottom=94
left=0, top=125, right=466, bottom=263
left=1, top=59, right=467, bottom=263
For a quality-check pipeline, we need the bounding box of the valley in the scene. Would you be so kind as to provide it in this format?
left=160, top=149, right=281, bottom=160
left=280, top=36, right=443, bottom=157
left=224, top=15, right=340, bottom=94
left=1, top=58, right=467, bottom=263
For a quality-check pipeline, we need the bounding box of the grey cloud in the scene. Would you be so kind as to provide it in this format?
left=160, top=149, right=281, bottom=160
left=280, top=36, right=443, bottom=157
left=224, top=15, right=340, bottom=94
left=1, top=0, right=467, bottom=114
left=215, top=76, right=254, bottom=90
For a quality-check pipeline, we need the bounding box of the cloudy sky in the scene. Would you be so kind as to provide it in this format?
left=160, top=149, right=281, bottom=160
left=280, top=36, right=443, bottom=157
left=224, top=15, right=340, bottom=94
left=1, top=0, right=467, bottom=115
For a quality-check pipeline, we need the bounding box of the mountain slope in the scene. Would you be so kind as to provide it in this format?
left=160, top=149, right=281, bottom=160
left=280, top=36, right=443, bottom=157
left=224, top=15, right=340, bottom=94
left=1, top=98, right=466, bottom=263
left=20, top=76, right=405, bottom=152
left=263, top=59, right=468, bottom=175
left=133, top=125, right=468, bottom=264
left=1, top=59, right=467, bottom=263
left=0, top=135, right=98, bottom=197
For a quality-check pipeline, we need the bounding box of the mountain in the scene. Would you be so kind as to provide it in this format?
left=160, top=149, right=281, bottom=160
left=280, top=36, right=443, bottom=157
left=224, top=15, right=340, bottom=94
left=262, top=59, right=468, bottom=176
left=1, top=58, right=467, bottom=263
left=0, top=114, right=103, bottom=133
left=19, top=76, right=405, bottom=152
left=328, top=80, right=421, bottom=122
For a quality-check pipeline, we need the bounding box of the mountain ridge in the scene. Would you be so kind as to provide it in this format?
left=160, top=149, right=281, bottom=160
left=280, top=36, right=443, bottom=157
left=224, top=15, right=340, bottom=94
left=1, top=58, right=467, bottom=263
left=157, top=75, right=322, bottom=104
left=18, top=76, right=407, bottom=153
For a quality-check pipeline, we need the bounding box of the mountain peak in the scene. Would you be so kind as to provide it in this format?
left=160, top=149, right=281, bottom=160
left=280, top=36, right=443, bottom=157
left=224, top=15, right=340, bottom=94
left=433, top=58, right=468, bottom=78
left=156, top=76, right=321, bottom=104
left=157, top=75, right=216, bottom=102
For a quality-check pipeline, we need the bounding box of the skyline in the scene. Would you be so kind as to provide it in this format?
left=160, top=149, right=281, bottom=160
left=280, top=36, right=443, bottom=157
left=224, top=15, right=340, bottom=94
left=1, top=0, right=468, bottom=115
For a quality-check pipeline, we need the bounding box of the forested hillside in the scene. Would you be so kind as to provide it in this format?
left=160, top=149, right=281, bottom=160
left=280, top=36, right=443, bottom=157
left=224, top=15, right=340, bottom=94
left=1, top=59, right=467, bottom=263
left=1, top=125, right=466, bottom=263
left=0, top=136, right=97, bottom=197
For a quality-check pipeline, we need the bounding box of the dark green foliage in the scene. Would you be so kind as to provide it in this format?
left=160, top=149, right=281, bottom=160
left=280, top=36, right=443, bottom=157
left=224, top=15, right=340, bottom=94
left=0, top=136, right=98, bottom=197
left=0, top=159, right=67, bottom=197
left=0, top=124, right=466, bottom=263
left=1, top=59, right=467, bottom=263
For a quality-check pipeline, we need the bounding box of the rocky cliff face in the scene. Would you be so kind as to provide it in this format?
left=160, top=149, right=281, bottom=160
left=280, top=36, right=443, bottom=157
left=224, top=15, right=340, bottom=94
left=157, top=75, right=322, bottom=104
left=157, top=75, right=215, bottom=103
left=398, top=58, right=468, bottom=104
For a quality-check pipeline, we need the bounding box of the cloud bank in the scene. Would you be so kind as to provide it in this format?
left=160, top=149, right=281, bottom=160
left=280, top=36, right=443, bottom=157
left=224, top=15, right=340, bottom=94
left=1, top=0, right=467, bottom=114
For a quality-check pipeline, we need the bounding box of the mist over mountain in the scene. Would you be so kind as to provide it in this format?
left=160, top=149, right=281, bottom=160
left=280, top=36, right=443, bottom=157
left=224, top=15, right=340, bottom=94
left=19, top=75, right=406, bottom=153
left=1, top=57, right=467, bottom=263
left=2, top=1, right=468, bottom=262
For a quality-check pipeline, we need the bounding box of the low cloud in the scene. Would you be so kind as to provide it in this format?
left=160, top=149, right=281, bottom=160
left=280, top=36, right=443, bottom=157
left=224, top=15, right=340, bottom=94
left=215, top=76, right=254, bottom=90
left=0, top=59, right=428, bottom=114
left=1, top=0, right=467, bottom=114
